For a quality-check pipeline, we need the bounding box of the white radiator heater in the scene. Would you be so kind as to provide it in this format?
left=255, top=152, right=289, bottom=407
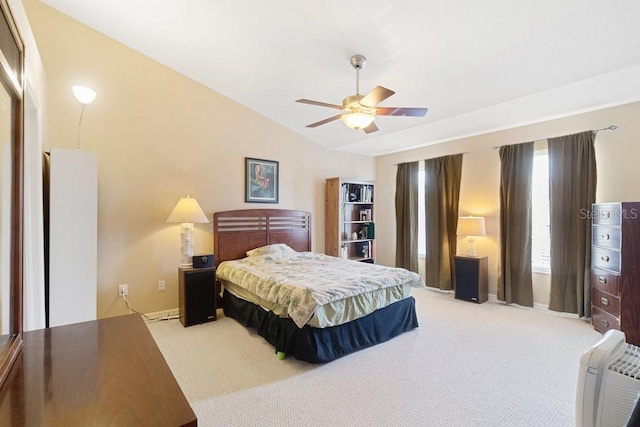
left=577, top=329, right=640, bottom=427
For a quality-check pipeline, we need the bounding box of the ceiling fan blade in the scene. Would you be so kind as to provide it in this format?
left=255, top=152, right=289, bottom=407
left=305, top=114, right=342, bottom=128
left=296, top=99, right=343, bottom=110
left=360, top=86, right=395, bottom=107
left=376, top=107, right=428, bottom=117
left=363, top=122, right=379, bottom=134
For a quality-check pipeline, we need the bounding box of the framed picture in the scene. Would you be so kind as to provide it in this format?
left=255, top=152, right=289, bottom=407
left=245, top=157, right=279, bottom=203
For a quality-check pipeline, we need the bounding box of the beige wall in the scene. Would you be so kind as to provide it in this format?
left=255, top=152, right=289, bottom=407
left=22, top=0, right=640, bottom=316
left=24, top=1, right=374, bottom=318
left=376, top=101, right=640, bottom=306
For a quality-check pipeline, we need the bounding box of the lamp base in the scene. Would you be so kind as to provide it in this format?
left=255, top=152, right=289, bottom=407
left=180, top=223, right=194, bottom=266
left=466, top=236, right=478, bottom=257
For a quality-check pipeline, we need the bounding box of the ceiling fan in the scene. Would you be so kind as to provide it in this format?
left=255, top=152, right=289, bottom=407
left=296, top=54, right=428, bottom=134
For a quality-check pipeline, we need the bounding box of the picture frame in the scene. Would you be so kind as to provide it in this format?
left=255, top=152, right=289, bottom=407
left=245, top=157, right=279, bottom=203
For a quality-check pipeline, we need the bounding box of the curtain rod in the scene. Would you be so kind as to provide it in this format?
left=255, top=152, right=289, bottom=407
left=393, top=152, right=469, bottom=167
left=491, top=125, right=618, bottom=150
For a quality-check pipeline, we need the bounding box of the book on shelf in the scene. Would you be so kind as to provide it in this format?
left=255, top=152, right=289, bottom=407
left=364, top=185, right=372, bottom=203
left=358, top=223, right=375, bottom=239
left=365, top=222, right=375, bottom=239
left=357, top=185, right=373, bottom=203
left=342, top=183, right=373, bottom=203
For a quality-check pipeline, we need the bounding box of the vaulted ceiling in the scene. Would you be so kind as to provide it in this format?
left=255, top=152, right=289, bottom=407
left=42, top=0, right=640, bottom=156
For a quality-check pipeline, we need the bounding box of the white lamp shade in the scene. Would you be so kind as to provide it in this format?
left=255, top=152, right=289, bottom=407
left=341, top=112, right=375, bottom=130
left=457, top=216, right=486, bottom=237
left=72, top=85, right=97, bottom=105
left=166, top=196, right=209, bottom=224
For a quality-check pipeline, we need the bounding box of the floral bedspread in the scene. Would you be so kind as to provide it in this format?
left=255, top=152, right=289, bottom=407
left=215, top=244, right=424, bottom=328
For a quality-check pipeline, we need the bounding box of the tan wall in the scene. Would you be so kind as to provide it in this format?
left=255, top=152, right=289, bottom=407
left=376, top=101, right=640, bottom=306
left=24, top=1, right=374, bottom=318
left=23, top=0, right=640, bottom=315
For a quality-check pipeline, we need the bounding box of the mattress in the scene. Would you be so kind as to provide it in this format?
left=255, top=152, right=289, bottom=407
left=221, top=280, right=412, bottom=328
left=215, top=244, right=424, bottom=328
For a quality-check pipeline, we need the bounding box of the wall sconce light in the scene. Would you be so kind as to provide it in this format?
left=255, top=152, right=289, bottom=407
left=166, top=196, right=209, bottom=267
left=457, top=216, right=486, bottom=257
left=72, top=85, right=97, bottom=149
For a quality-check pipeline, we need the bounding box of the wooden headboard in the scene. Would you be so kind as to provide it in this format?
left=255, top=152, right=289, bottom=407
left=213, top=209, right=311, bottom=266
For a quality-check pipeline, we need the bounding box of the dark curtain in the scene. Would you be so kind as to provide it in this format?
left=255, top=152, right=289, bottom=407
left=548, top=131, right=597, bottom=317
left=395, top=162, right=419, bottom=272
left=424, top=154, right=463, bottom=290
left=498, top=143, right=534, bottom=306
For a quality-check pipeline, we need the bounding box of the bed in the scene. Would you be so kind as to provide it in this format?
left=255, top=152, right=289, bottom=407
left=213, top=208, right=422, bottom=363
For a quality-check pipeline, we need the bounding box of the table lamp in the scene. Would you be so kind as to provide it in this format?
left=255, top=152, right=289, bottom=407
left=457, top=216, right=486, bottom=257
left=166, top=196, right=209, bottom=267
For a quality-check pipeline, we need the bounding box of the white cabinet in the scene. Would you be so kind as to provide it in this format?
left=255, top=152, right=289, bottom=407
left=45, top=149, right=97, bottom=327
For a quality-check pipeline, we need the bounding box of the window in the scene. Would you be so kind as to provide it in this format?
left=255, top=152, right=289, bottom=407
left=418, top=168, right=426, bottom=256
left=418, top=153, right=551, bottom=269
left=531, top=151, right=551, bottom=272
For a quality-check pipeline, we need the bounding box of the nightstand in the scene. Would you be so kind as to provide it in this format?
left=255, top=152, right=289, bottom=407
left=178, top=266, right=217, bottom=327
left=454, top=255, right=488, bottom=304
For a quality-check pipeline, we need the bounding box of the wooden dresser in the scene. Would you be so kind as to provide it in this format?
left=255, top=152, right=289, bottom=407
left=0, top=314, right=196, bottom=426
left=591, top=202, right=640, bottom=346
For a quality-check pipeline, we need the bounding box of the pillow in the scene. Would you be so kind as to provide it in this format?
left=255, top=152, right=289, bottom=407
left=246, top=243, right=296, bottom=258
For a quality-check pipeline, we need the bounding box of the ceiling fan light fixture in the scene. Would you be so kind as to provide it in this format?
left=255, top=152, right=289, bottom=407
left=296, top=54, right=427, bottom=133
left=341, top=112, right=375, bottom=130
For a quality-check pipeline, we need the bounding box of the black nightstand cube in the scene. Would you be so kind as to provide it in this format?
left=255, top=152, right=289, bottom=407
left=179, top=266, right=217, bottom=327
left=454, top=256, right=488, bottom=304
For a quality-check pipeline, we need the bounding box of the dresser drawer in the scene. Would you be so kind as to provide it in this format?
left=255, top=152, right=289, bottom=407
left=591, top=306, right=620, bottom=334
left=592, top=203, right=622, bottom=225
left=590, top=268, right=620, bottom=295
left=591, top=246, right=621, bottom=273
left=591, top=226, right=621, bottom=249
left=591, top=287, right=620, bottom=317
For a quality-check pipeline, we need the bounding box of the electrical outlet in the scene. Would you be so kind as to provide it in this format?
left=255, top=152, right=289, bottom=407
left=118, top=284, right=128, bottom=297
left=158, top=280, right=166, bottom=291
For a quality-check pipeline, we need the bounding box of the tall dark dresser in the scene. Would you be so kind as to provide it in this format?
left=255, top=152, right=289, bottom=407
left=591, top=202, right=640, bottom=346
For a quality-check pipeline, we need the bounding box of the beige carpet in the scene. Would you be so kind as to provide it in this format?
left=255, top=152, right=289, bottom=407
left=147, top=288, right=602, bottom=427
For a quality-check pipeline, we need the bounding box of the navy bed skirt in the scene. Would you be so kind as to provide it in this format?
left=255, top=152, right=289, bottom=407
left=222, top=290, right=419, bottom=363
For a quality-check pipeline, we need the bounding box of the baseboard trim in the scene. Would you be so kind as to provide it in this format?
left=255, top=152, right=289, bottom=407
left=487, top=293, right=581, bottom=318
left=145, top=307, right=179, bottom=321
